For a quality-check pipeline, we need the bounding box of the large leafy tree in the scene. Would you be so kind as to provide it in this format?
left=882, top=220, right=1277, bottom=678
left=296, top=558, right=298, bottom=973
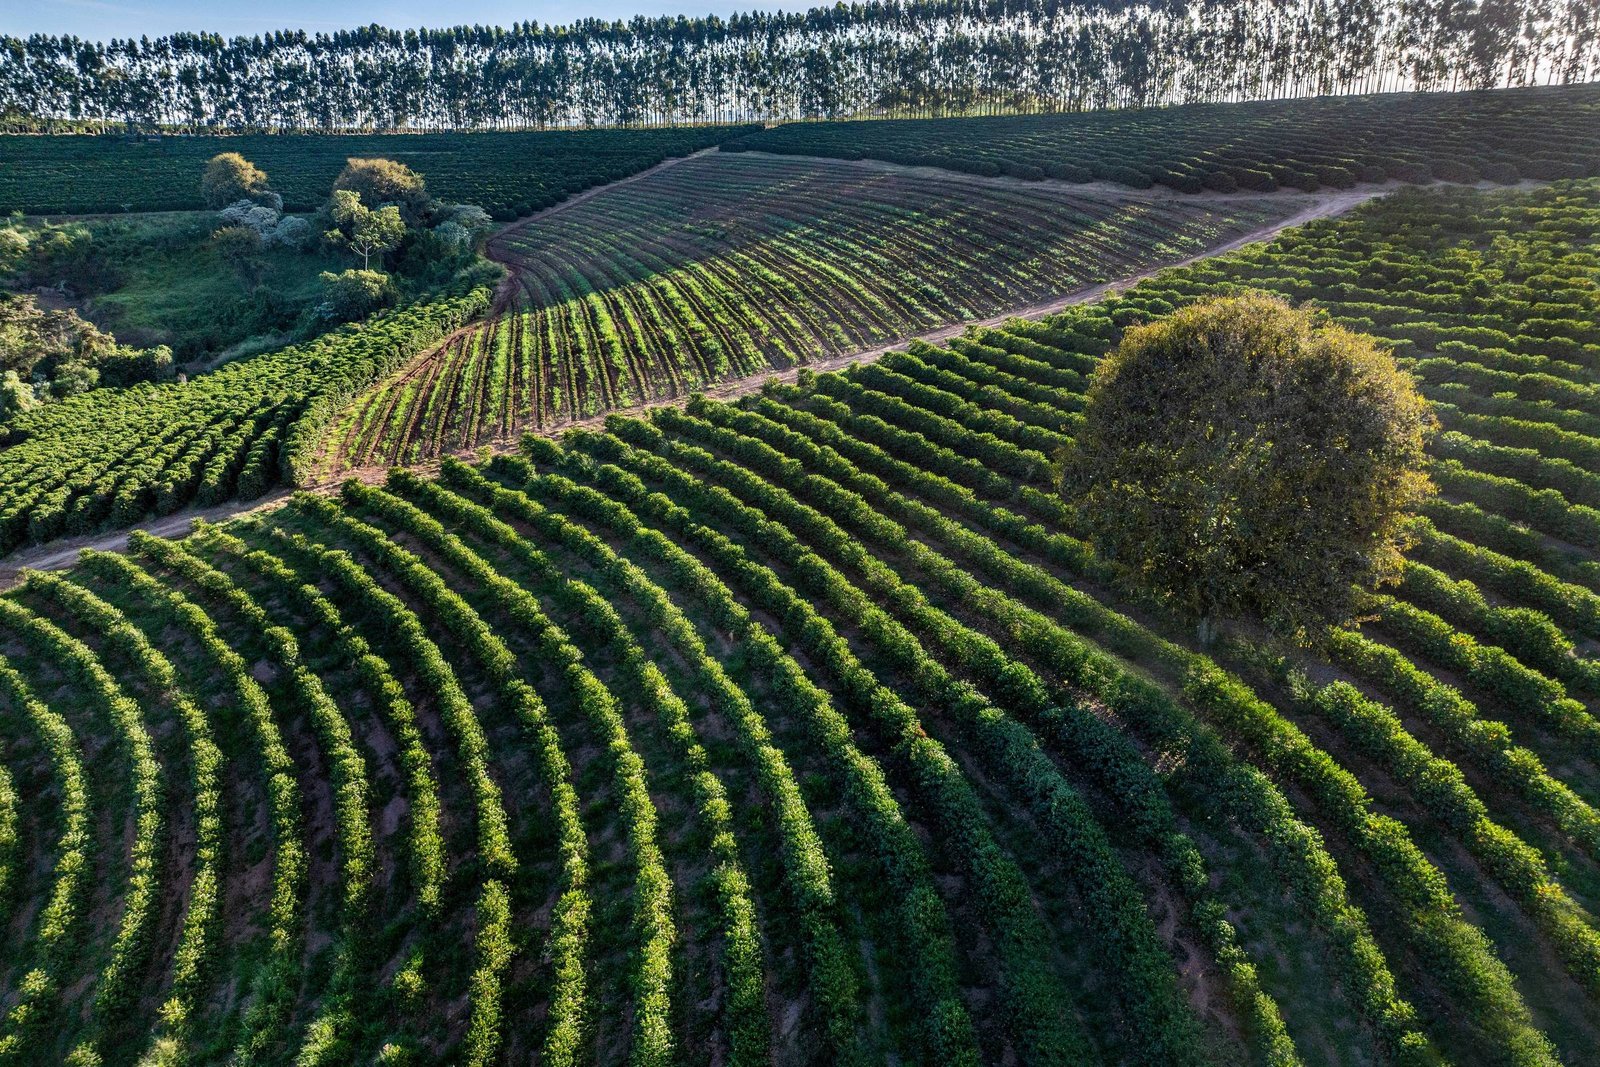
left=323, top=189, right=405, bottom=270
left=1058, top=293, right=1435, bottom=641
left=200, top=151, right=273, bottom=208
left=334, top=158, right=432, bottom=221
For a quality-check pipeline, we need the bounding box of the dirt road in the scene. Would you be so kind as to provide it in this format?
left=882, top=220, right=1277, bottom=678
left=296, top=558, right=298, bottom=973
left=0, top=163, right=1516, bottom=584
left=0, top=491, right=298, bottom=587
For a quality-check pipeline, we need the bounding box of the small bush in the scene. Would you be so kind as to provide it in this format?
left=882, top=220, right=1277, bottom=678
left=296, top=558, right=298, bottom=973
left=1387, top=161, right=1433, bottom=184
left=1235, top=169, right=1279, bottom=192
left=1046, top=162, right=1093, bottom=182
left=1481, top=161, right=1521, bottom=184
left=1103, top=166, right=1155, bottom=189
left=1157, top=170, right=1205, bottom=194
left=1430, top=159, right=1480, bottom=184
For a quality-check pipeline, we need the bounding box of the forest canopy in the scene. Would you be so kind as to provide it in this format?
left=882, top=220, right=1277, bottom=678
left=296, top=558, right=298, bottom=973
left=3, top=0, right=1597, bottom=130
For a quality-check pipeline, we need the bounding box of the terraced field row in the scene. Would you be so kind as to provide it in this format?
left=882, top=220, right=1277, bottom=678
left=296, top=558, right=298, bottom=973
left=328, top=153, right=1286, bottom=472
left=0, top=125, right=751, bottom=218
left=729, top=83, right=1600, bottom=193
left=2, top=180, right=1598, bottom=1065
left=0, top=281, right=494, bottom=555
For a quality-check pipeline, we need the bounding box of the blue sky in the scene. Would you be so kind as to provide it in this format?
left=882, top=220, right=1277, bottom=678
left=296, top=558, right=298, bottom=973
left=5, top=0, right=749, bottom=41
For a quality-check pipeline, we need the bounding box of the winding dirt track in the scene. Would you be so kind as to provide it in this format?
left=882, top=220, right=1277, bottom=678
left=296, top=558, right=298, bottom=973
left=0, top=162, right=1497, bottom=585
left=0, top=491, right=297, bottom=587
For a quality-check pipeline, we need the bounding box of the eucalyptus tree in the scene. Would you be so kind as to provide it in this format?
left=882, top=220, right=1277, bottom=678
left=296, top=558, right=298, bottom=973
left=1, top=0, right=1596, bottom=132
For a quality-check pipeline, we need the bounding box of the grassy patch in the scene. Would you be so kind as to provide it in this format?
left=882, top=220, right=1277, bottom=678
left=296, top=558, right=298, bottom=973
left=16, top=211, right=349, bottom=363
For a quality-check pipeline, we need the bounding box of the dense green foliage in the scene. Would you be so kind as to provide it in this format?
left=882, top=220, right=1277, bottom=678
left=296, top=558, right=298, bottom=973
left=326, top=151, right=1280, bottom=472
left=1061, top=294, right=1435, bottom=636
left=2, top=212, right=349, bottom=361
left=0, top=178, right=1597, bottom=1065
left=0, top=126, right=752, bottom=218
left=0, top=132, right=772, bottom=546
left=0, top=275, right=494, bottom=552
left=728, top=84, right=1600, bottom=193
left=0, top=292, right=173, bottom=411
left=200, top=151, right=272, bottom=209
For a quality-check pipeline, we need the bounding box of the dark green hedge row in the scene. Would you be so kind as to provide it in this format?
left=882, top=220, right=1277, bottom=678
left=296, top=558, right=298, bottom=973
left=726, top=85, right=1600, bottom=196
left=0, top=125, right=754, bottom=219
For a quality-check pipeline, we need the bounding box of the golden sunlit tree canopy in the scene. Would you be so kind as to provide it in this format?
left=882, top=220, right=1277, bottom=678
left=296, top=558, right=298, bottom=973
left=200, top=151, right=272, bottom=209
left=1060, top=292, right=1436, bottom=640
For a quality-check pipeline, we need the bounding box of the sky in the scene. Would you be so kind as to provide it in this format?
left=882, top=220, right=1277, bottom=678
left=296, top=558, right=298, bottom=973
left=3, top=0, right=750, bottom=41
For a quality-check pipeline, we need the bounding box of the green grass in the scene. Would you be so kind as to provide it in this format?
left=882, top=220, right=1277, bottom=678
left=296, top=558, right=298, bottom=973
left=15, top=212, right=349, bottom=362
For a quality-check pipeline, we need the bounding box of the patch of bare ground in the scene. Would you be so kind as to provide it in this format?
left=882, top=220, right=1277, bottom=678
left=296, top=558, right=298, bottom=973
left=1147, top=853, right=1239, bottom=1047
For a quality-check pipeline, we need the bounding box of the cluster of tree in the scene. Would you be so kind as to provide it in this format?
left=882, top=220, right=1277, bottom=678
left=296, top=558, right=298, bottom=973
left=0, top=202, right=314, bottom=367
left=200, top=152, right=491, bottom=322
left=2, top=0, right=1596, bottom=131
left=0, top=228, right=174, bottom=421
left=0, top=149, right=498, bottom=427
left=203, top=152, right=311, bottom=250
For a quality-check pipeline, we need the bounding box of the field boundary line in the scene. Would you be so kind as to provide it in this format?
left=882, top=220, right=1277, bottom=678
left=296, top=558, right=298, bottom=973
left=0, top=175, right=1543, bottom=581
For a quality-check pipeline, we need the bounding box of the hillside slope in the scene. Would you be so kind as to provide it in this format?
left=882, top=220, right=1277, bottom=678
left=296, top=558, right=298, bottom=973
left=322, top=151, right=1293, bottom=474
left=0, top=180, right=1596, bottom=1064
